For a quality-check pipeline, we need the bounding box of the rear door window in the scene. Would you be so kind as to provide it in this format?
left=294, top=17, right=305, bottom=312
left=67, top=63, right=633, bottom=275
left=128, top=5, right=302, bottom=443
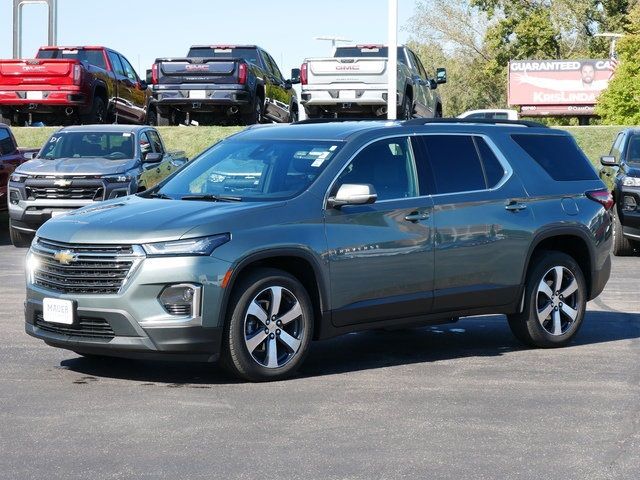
left=415, top=135, right=487, bottom=194
left=511, top=134, right=598, bottom=181
left=107, top=51, right=126, bottom=77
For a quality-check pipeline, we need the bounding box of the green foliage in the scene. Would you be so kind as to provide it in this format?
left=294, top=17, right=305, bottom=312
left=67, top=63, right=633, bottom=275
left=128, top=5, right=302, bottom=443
left=596, top=34, right=640, bottom=124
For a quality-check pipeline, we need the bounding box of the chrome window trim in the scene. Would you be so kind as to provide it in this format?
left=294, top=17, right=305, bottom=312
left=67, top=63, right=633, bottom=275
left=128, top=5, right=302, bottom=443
left=323, top=132, right=515, bottom=208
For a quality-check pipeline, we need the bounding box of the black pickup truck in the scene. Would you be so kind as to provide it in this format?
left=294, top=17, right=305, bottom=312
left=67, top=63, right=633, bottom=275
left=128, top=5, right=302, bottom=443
left=149, top=45, right=300, bottom=126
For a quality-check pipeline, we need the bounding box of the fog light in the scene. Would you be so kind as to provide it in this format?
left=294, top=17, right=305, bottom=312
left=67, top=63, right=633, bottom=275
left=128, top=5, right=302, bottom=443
left=158, top=284, right=201, bottom=317
left=9, top=190, right=20, bottom=205
left=622, top=195, right=637, bottom=211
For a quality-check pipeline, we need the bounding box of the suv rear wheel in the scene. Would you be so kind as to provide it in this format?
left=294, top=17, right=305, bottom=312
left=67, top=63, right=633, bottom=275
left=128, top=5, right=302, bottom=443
left=508, top=251, right=586, bottom=348
left=222, top=268, right=314, bottom=381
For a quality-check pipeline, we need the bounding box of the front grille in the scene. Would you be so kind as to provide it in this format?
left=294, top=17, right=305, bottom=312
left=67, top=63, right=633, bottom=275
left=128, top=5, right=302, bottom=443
left=34, top=312, right=115, bottom=339
left=31, top=238, right=143, bottom=295
left=26, top=185, right=104, bottom=200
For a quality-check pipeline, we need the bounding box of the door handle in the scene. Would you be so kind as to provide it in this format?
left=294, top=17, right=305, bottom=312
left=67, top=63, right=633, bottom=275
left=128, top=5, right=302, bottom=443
left=505, top=201, right=527, bottom=212
left=405, top=212, right=430, bottom=222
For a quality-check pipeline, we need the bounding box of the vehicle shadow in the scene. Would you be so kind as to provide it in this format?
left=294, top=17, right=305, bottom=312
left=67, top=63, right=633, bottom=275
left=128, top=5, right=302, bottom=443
left=60, top=310, right=640, bottom=385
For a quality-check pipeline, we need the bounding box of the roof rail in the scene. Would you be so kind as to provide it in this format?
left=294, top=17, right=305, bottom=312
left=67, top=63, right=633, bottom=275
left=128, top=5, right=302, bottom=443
left=402, top=118, right=548, bottom=128
left=293, top=118, right=389, bottom=125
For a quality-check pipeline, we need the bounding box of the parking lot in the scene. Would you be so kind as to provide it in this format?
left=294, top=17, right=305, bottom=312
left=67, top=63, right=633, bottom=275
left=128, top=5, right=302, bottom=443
left=0, top=212, right=638, bottom=480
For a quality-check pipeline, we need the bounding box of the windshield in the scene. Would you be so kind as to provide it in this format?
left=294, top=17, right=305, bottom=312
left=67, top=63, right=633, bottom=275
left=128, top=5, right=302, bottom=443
left=187, top=47, right=261, bottom=67
left=628, top=136, right=640, bottom=165
left=39, top=132, right=136, bottom=160
left=156, top=139, right=342, bottom=201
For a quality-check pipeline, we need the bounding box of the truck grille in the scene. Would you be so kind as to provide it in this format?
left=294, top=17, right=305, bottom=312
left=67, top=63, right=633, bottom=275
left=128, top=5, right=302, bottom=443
left=31, top=238, right=144, bottom=295
left=34, top=312, right=115, bottom=339
left=26, top=185, right=104, bottom=200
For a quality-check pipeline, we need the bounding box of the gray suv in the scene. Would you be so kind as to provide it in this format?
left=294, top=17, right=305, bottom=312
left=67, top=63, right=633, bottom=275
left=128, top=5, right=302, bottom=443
left=24, top=119, right=612, bottom=381
left=7, top=125, right=186, bottom=247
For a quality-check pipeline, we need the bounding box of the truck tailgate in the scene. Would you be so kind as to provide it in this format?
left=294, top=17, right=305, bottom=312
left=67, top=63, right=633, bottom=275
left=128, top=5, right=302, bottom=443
left=157, top=58, right=240, bottom=85
left=0, top=59, right=76, bottom=86
left=306, top=58, right=388, bottom=85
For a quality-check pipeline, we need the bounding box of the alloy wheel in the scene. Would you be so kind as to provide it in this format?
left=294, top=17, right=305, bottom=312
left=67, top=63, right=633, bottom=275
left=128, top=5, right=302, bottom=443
left=536, top=266, right=581, bottom=336
left=243, top=286, right=304, bottom=368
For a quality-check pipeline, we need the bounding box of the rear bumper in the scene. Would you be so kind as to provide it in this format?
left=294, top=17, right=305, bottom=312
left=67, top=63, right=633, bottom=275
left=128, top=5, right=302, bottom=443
left=589, top=253, right=611, bottom=300
left=0, top=89, right=89, bottom=112
left=153, top=86, right=251, bottom=113
left=301, top=88, right=402, bottom=107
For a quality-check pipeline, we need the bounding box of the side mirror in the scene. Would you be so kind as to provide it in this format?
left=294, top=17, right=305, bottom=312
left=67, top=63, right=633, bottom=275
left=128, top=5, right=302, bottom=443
left=436, top=67, right=447, bottom=84
left=290, top=68, right=301, bottom=84
left=143, top=152, right=163, bottom=163
left=138, top=80, right=148, bottom=90
left=284, top=80, right=293, bottom=90
left=146, top=69, right=153, bottom=84
left=328, top=184, right=377, bottom=209
left=429, top=79, right=438, bottom=90
left=23, top=151, right=36, bottom=160
left=600, top=155, right=618, bottom=167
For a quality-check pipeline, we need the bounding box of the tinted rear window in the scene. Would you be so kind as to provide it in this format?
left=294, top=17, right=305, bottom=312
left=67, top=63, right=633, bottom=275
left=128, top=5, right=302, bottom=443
left=511, top=134, right=597, bottom=181
left=334, top=47, right=407, bottom=64
left=37, top=49, right=107, bottom=69
left=187, top=47, right=261, bottom=67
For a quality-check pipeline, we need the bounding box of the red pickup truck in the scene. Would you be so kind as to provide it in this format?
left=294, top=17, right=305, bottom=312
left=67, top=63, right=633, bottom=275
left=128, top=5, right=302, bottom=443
left=0, top=124, right=38, bottom=211
left=0, top=46, right=150, bottom=126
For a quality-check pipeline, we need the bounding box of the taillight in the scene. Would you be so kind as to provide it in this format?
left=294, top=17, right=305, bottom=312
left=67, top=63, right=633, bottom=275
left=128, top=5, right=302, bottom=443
left=238, top=62, right=247, bottom=85
left=151, top=63, right=158, bottom=85
left=300, top=63, right=308, bottom=85
left=586, top=189, right=614, bottom=210
left=73, top=64, right=82, bottom=85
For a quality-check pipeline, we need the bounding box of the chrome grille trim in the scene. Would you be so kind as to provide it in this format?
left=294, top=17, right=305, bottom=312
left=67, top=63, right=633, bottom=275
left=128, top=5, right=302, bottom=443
left=31, top=238, right=145, bottom=295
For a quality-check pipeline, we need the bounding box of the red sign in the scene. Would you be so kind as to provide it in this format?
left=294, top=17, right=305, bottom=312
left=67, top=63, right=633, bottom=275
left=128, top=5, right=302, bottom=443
left=508, top=60, right=614, bottom=113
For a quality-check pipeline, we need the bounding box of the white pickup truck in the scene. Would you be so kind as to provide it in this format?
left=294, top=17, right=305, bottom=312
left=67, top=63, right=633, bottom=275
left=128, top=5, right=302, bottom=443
left=299, top=45, right=446, bottom=119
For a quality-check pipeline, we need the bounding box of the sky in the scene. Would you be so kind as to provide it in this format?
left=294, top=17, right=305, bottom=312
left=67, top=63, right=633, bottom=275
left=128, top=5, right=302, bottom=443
left=0, top=0, right=416, bottom=78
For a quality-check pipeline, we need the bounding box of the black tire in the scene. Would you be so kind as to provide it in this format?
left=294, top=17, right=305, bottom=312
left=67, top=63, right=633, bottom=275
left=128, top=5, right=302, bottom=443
left=156, top=110, right=171, bottom=126
left=289, top=105, right=299, bottom=123
left=146, top=107, right=157, bottom=126
left=81, top=96, right=106, bottom=124
left=399, top=93, right=413, bottom=120
left=507, top=251, right=587, bottom=348
left=221, top=268, right=314, bottom=382
left=0, top=112, right=12, bottom=126
left=9, top=221, right=33, bottom=248
left=612, top=208, right=635, bottom=256
left=242, top=94, right=264, bottom=125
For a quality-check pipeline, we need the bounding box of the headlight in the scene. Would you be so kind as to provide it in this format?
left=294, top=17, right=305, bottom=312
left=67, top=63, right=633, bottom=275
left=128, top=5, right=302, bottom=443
left=10, top=173, right=27, bottom=183
left=25, top=249, right=40, bottom=284
left=104, top=174, right=132, bottom=183
left=142, top=233, right=230, bottom=256
left=622, top=176, right=640, bottom=187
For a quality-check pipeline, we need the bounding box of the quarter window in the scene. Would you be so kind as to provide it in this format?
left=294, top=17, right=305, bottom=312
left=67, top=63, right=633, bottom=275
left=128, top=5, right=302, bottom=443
left=334, top=137, right=417, bottom=201
left=475, top=137, right=506, bottom=188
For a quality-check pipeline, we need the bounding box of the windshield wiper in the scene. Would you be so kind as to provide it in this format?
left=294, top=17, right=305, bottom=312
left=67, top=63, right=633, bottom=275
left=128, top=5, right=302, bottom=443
left=181, top=194, right=242, bottom=202
left=145, top=192, right=172, bottom=199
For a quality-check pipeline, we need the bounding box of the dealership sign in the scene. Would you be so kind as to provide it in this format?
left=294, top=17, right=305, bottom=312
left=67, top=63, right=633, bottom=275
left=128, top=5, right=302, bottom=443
left=508, top=59, right=615, bottom=116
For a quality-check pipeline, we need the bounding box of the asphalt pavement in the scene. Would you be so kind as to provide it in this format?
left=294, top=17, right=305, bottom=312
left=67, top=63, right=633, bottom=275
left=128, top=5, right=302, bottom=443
left=0, top=212, right=638, bottom=479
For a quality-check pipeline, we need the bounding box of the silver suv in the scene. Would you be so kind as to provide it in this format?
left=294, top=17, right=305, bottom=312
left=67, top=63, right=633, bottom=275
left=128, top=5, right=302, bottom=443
left=24, top=119, right=612, bottom=381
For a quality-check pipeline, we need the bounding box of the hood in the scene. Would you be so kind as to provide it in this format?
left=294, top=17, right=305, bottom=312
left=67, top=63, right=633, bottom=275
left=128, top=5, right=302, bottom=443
left=625, top=165, right=640, bottom=177
left=36, top=195, right=283, bottom=244
left=16, top=157, right=137, bottom=176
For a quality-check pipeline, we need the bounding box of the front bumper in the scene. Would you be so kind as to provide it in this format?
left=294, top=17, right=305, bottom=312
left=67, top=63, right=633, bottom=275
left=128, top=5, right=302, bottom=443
left=25, top=253, right=232, bottom=361
left=618, top=185, right=640, bottom=239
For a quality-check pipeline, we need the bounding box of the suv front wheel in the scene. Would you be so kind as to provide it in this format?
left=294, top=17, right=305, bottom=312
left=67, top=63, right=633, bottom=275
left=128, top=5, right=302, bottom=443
left=222, top=268, right=314, bottom=381
left=508, top=251, right=586, bottom=348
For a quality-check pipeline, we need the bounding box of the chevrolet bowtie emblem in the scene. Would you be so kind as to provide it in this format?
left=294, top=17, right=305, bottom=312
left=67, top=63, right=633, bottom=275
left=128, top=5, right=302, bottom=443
left=53, top=250, right=77, bottom=265
left=54, top=179, right=72, bottom=187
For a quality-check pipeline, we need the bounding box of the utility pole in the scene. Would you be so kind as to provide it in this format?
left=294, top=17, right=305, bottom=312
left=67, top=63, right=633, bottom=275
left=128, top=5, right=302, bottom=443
left=387, top=0, right=398, bottom=120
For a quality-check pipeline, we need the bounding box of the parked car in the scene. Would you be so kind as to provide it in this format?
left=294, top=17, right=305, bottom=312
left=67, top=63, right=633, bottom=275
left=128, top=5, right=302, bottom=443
left=599, top=127, right=640, bottom=255
left=300, top=44, right=446, bottom=119
left=0, top=123, right=39, bottom=210
left=7, top=125, right=186, bottom=247
left=150, top=45, right=298, bottom=126
left=0, top=46, right=150, bottom=126
left=458, top=109, right=519, bottom=120
left=24, top=119, right=612, bottom=381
